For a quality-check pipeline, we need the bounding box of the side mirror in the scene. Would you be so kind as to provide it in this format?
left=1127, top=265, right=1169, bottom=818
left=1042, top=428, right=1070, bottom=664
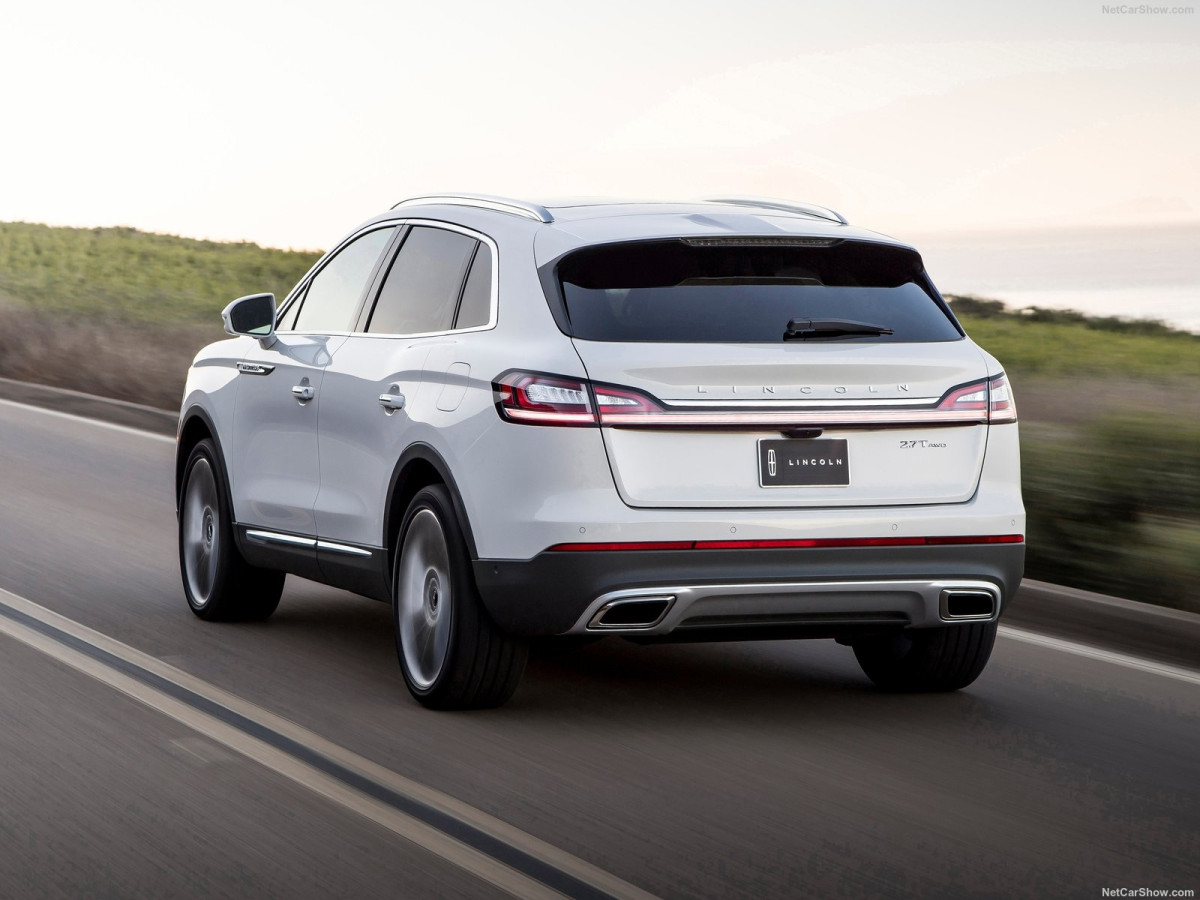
left=222, top=293, right=277, bottom=348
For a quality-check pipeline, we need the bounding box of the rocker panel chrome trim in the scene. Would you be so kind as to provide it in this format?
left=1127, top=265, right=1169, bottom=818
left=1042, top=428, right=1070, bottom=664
left=245, top=529, right=317, bottom=549
left=316, top=540, right=374, bottom=559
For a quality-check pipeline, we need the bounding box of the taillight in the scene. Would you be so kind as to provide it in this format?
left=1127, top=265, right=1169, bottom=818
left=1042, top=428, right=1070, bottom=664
left=494, top=372, right=596, bottom=426
left=494, top=372, right=668, bottom=426
left=988, top=373, right=1017, bottom=423
left=937, top=374, right=1017, bottom=424
left=592, top=384, right=667, bottom=422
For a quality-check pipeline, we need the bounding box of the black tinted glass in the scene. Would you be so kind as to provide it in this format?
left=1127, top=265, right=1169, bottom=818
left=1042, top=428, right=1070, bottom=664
left=369, top=227, right=477, bottom=335
left=558, top=240, right=961, bottom=343
left=228, top=294, right=275, bottom=335
left=454, top=244, right=492, bottom=329
left=293, top=227, right=395, bottom=333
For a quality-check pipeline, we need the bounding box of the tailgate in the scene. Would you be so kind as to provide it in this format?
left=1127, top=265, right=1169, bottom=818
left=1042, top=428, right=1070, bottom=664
left=573, top=339, right=991, bottom=509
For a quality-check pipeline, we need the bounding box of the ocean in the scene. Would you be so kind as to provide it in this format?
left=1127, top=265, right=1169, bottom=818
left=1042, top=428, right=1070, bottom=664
left=908, top=224, right=1200, bottom=334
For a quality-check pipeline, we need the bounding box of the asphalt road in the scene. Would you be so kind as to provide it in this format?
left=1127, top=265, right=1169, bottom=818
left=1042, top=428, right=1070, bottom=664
left=0, top=399, right=1197, bottom=899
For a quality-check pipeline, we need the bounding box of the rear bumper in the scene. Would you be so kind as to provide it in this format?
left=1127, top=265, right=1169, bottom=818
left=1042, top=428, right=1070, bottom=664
left=473, top=543, right=1025, bottom=638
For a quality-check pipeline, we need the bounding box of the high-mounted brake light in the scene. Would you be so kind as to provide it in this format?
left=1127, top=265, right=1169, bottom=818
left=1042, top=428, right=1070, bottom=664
left=937, top=374, right=1017, bottom=424
left=681, top=237, right=838, bottom=248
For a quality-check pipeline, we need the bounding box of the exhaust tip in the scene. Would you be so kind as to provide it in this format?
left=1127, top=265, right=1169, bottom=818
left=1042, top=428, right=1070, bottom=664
left=588, top=596, right=674, bottom=630
left=940, top=589, right=997, bottom=621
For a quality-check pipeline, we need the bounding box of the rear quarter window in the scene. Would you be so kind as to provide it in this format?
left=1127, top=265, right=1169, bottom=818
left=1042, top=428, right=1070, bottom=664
left=556, top=239, right=962, bottom=343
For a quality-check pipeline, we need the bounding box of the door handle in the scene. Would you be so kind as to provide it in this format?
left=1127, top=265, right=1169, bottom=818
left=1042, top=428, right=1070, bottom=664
left=378, top=392, right=406, bottom=411
left=292, top=384, right=315, bottom=402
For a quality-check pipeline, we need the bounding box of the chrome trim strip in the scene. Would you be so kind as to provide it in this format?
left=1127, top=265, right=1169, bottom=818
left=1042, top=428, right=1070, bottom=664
left=667, top=397, right=935, bottom=408
left=235, top=362, right=276, bottom=376
left=245, top=529, right=317, bottom=549
left=704, top=196, right=848, bottom=225
left=600, top=409, right=986, bottom=427
left=391, top=194, right=554, bottom=224
left=316, top=540, right=373, bottom=558
left=570, top=579, right=1001, bottom=635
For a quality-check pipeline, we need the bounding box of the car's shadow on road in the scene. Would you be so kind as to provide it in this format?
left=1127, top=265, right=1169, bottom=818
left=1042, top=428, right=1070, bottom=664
left=513, top=634, right=997, bottom=724
left=244, top=580, right=998, bottom=728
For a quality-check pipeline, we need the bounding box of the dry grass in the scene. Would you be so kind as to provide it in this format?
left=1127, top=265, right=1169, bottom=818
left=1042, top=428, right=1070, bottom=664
left=0, top=306, right=222, bottom=410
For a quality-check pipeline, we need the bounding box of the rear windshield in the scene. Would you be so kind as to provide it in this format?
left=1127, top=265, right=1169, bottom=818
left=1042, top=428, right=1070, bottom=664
left=556, top=239, right=962, bottom=343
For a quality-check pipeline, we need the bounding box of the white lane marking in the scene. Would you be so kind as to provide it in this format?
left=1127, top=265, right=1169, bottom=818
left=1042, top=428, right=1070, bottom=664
left=0, top=398, right=176, bottom=444
left=999, top=626, right=1200, bottom=687
left=0, top=587, right=657, bottom=900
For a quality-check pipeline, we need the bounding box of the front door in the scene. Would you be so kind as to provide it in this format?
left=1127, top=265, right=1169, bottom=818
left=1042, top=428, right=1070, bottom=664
left=229, top=334, right=343, bottom=536
left=229, top=225, right=398, bottom=544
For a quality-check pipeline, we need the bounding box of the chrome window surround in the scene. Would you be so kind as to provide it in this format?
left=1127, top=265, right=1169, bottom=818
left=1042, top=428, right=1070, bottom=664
left=391, top=194, right=554, bottom=224
left=275, top=219, right=500, bottom=340
left=363, top=219, right=500, bottom=339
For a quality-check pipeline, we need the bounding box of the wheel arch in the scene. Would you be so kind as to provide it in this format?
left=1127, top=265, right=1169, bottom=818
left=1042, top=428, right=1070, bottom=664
left=175, top=405, right=233, bottom=515
left=384, top=443, right=479, bottom=581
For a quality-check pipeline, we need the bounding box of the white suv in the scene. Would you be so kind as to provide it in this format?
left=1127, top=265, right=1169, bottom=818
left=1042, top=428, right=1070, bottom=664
left=176, top=195, right=1025, bottom=709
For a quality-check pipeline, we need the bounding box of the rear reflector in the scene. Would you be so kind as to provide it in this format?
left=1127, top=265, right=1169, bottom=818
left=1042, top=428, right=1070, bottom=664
left=546, top=541, right=695, bottom=552
left=547, top=535, right=1024, bottom=552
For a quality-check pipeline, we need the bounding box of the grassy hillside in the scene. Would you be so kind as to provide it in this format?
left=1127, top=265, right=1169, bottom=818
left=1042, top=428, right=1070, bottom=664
left=948, top=295, right=1200, bottom=381
left=0, top=221, right=320, bottom=324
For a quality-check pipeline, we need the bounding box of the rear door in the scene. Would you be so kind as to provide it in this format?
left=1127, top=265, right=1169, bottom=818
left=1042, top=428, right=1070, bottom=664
left=556, top=238, right=992, bottom=509
left=314, top=223, right=488, bottom=552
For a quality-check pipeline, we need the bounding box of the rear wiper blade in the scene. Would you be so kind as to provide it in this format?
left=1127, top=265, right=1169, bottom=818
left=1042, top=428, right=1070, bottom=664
left=783, top=318, right=895, bottom=340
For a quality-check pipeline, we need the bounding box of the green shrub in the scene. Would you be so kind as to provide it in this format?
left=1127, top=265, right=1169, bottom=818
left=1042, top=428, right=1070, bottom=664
left=1023, top=416, right=1200, bottom=611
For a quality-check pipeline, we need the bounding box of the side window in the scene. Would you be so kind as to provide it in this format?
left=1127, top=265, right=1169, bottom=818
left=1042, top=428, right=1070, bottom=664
left=292, top=227, right=395, bottom=333
left=367, top=226, right=477, bottom=335
left=454, top=243, right=493, bottom=329
left=278, top=293, right=303, bottom=331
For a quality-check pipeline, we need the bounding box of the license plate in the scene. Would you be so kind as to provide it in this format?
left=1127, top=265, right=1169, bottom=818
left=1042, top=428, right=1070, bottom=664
left=758, top=439, right=850, bottom=487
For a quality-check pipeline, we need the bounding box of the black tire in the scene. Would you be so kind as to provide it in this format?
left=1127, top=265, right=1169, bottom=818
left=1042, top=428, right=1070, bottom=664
left=178, top=439, right=285, bottom=622
left=852, top=622, right=997, bottom=692
left=393, top=485, right=527, bottom=710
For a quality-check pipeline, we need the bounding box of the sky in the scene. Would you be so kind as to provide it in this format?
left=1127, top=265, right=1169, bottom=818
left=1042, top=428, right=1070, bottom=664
left=0, top=0, right=1197, bottom=250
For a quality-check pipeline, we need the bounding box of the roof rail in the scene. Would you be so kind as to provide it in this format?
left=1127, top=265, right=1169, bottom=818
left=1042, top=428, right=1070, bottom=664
left=391, top=194, right=554, bottom=224
left=704, top=196, right=848, bottom=225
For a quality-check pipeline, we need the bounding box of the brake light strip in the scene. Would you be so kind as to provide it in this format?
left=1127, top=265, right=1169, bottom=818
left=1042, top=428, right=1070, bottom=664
left=546, top=534, right=1025, bottom=552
